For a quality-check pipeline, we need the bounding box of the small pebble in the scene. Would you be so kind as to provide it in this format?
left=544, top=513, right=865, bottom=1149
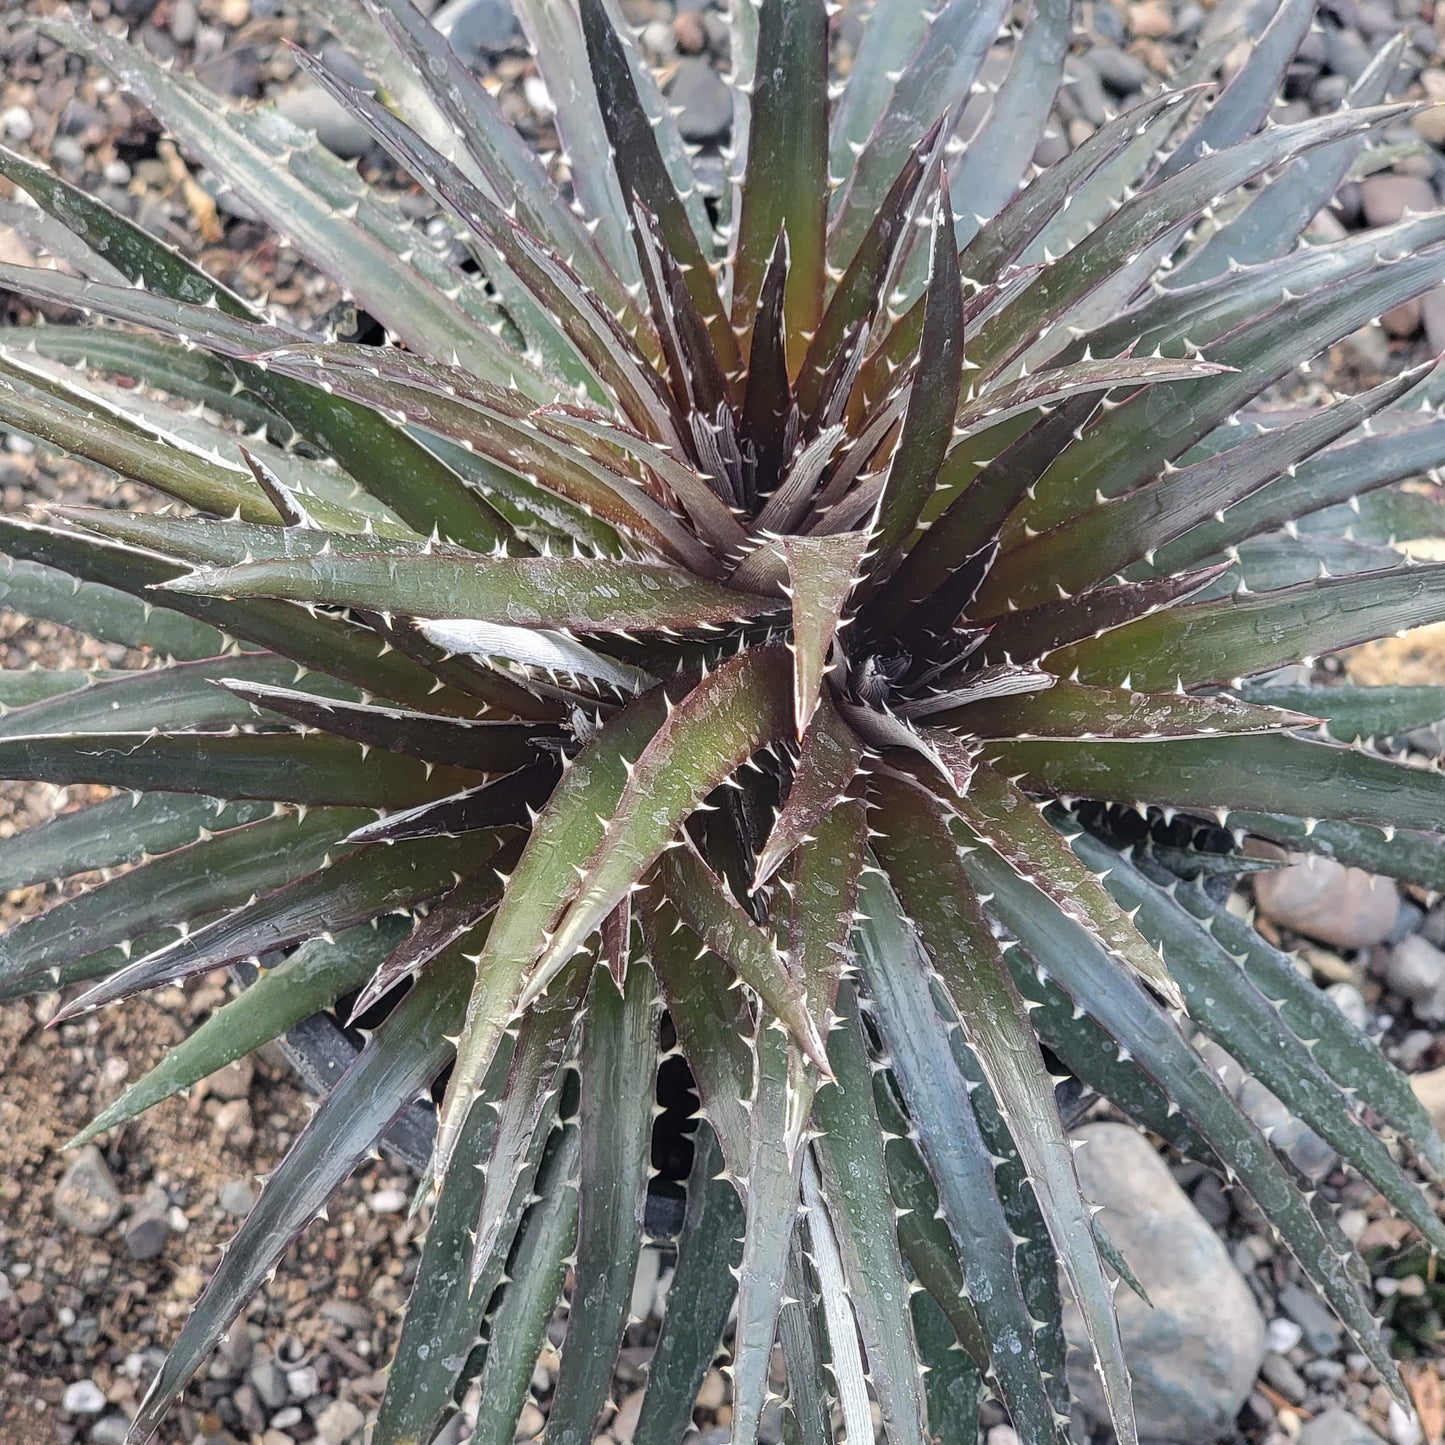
left=53, top=1147, right=124, bottom=1237
left=90, top=1419, right=131, bottom=1445
left=315, top=1398, right=367, bottom=1444
left=286, top=1364, right=320, bottom=1401
left=1, top=105, right=35, bottom=144
left=170, top=0, right=198, bottom=44
left=219, top=1179, right=256, bottom=1215
left=61, top=1379, right=107, bottom=1415
left=1267, top=1318, right=1304, bottom=1354
left=367, top=1187, right=408, bottom=1214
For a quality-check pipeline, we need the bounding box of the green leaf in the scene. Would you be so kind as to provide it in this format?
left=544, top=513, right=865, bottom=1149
left=69, top=918, right=407, bottom=1149
left=0, top=805, right=367, bottom=1001
left=811, top=986, right=928, bottom=1445
left=796, top=127, right=932, bottom=421
left=660, top=845, right=831, bottom=1076
left=991, top=732, right=1445, bottom=833
left=1017, top=214, right=1445, bottom=537
left=1238, top=684, right=1445, bottom=742
left=947, top=0, right=1070, bottom=252
left=220, top=680, right=554, bottom=772
left=288, top=46, right=673, bottom=432
left=0, top=655, right=342, bottom=741
left=166, top=550, right=779, bottom=633
left=546, top=964, right=656, bottom=1445
left=371, top=992, right=540, bottom=1445
left=781, top=534, right=868, bottom=736
left=799, top=1150, right=873, bottom=1445
left=731, top=0, right=827, bottom=365
left=1090, top=835, right=1445, bottom=1235
left=787, top=800, right=867, bottom=1032
left=435, top=690, right=668, bottom=1186
left=347, top=858, right=513, bottom=1025
left=633, top=1124, right=742, bottom=1445
left=1171, top=35, right=1406, bottom=282
left=1229, top=810, right=1445, bottom=899
left=828, top=0, right=1011, bottom=272
left=0, top=515, right=479, bottom=714
left=23, top=328, right=290, bottom=440
left=467, top=1122, right=581, bottom=1445
left=957, top=763, right=1182, bottom=1008
left=972, top=564, right=1228, bottom=670
left=978, top=368, right=1421, bottom=615
left=643, top=893, right=753, bottom=1169
left=911, top=1290, right=983, bottom=1445
left=0, top=140, right=253, bottom=316
left=0, top=553, right=224, bottom=660
left=827, top=0, right=931, bottom=191
left=863, top=181, right=964, bottom=587
left=516, top=0, right=711, bottom=275
left=778, top=1236, right=834, bottom=1445
left=127, top=937, right=477, bottom=1441
left=1155, top=0, right=1315, bottom=181
left=960, top=833, right=1408, bottom=1403
left=0, top=670, right=89, bottom=711
left=468, top=953, right=592, bottom=1275
left=1052, top=562, right=1445, bottom=690
left=854, top=868, right=1066, bottom=1445
left=0, top=792, right=268, bottom=895
left=52, top=831, right=494, bottom=1024
left=37, top=15, right=529, bottom=390
left=870, top=774, right=1136, bottom=1445
left=577, top=0, right=740, bottom=378
left=945, top=679, right=1316, bottom=741
left=526, top=647, right=794, bottom=1000
left=359, top=0, right=651, bottom=332
left=0, top=729, right=482, bottom=808
left=1137, top=841, right=1445, bottom=1175
left=730, top=1021, right=810, bottom=1445
left=754, top=691, right=865, bottom=890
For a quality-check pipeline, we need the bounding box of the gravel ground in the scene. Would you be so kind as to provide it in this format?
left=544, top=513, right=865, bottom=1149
left=3, top=1, right=1445, bottom=1443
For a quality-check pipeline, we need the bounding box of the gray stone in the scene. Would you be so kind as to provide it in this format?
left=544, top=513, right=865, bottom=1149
left=285, top=1364, right=320, bottom=1401
left=1, top=105, right=35, bottom=144
left=122, top=1209, right=170, bottom=1262
left=90, top=1418, right=132, bottom=1445
left=1278, top=1281, right=1345, bottom=1356
left=433, top=0, right=520, bottom=58
left=1086, top=46, right=1150, bottom=96
left=123, top=1183, right=171, bottom=1262
left=1384, top=934, right=1445, bottom=1022
left=1299, top=1408, right=1388, bottom=1445
left=1065, top=1123, right=1267, bottom=1440
left=668, top=57, right=733, bottom=144
left=219, top=1179, right=256, bottom=1216
left=61, top=1380, right=107, bottom=1415
left=1254, top=857, right=1399, bottom=949
left=276, top=82, right=373, bottom=161
left=1260, top=1352, right=1308, bottom=1405
left=315, top=1398, right=367, bottom=1444
left=249, top=1361, right=288, bottom=1411
left=53, top=1147, right=123, bottom=1237
left=1323, top=24, right=1372, bottom=82
left=170, top=0, right=198, bottom=44
left=1236, top=1078, right=1337, bottom=1180
left=1361, top=174, right=1438, bottom=228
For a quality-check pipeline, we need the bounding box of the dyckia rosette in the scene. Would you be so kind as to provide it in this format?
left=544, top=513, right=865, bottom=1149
left=2, top=0, right=1445, bottom=1441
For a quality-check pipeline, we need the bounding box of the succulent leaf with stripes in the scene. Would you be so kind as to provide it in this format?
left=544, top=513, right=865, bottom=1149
left=1, top=1, right=1444, bottom=1441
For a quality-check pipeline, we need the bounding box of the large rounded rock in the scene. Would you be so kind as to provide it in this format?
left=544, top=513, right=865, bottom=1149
left=1066, top=1123, right=1267, bottom=1441
left=1254, top=857, right=1399, bottom=949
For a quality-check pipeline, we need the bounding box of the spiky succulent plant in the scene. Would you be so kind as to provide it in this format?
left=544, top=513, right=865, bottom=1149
left=4, top=0, right=1445, bottom=1440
